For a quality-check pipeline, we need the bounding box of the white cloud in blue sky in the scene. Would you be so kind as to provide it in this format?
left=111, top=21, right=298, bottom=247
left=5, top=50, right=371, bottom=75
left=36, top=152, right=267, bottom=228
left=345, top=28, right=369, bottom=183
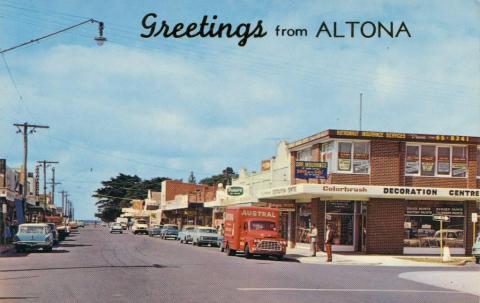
left=0, top=0, right=478, bottom=219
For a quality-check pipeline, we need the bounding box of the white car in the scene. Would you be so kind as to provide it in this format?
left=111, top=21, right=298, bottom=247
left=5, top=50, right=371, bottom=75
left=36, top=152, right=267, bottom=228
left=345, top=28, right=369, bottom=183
left=110, top=223, right=123, bottom=234
left=132, top=219, right=149, bottom=235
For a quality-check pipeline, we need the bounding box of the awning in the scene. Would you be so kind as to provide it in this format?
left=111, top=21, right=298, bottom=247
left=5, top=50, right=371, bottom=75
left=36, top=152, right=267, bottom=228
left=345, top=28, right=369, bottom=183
left=258, top=184, right=480, bottom=202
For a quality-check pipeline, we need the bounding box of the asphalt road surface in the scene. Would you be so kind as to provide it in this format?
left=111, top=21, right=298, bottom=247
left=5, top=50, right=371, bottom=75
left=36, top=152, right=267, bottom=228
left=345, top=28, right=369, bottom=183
left=0, top=226, right=478, bottom=303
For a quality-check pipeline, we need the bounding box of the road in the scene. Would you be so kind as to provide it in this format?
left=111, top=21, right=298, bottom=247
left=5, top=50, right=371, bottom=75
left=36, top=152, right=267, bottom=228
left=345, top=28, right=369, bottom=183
left=0, top=226, right=478, bottom=303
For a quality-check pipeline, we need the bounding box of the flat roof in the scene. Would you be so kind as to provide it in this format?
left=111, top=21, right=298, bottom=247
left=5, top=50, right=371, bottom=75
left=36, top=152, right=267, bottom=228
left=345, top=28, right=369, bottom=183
left=288, top=129, right=480, bottom=149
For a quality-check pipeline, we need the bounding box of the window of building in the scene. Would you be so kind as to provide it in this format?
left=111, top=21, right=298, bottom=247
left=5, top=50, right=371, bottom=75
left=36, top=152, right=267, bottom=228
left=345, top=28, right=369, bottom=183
left=452, top=146, right=467, bottom=178
left=325, top=201, right=354, bottom=246
left=336, top=141, right=370, bottom=174
left=404, top=201, right=465, bottom=249
left=421, top=145, right=435, bottom=176
left=353, top=142, right=370, bottom=174
left=477, top=147, right=480, bottom=177
left=297, top=147, right=313, bottom=161
left=337, top=142, right=352, bottom=172
left=321, top=141, right=334, bottom=175
left=436, top=147, right=451, bottom=176
left=406, top=145, right=467, bottom=178
left=296, top=204, right=311, bottom=244
left=406, top=145, right=420, bottom=174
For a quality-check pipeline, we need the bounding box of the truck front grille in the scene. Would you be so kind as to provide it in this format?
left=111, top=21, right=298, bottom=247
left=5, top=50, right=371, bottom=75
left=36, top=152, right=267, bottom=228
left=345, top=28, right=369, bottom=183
left=257, top=240, right=281, bottom=251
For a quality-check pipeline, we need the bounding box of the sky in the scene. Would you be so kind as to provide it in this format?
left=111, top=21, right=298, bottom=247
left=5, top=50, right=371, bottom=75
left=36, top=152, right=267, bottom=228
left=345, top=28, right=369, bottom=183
left=0, top=0, right=479, bottom=219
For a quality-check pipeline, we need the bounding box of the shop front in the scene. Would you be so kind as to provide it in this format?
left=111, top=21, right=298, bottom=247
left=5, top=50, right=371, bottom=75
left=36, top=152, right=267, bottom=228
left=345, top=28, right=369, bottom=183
left=258, top=184, right=479, bottom=255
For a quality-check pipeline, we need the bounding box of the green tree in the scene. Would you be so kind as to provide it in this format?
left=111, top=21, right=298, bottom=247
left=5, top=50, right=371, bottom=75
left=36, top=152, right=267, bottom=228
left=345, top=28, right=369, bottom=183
left=199, top=167, right=237, bottom=186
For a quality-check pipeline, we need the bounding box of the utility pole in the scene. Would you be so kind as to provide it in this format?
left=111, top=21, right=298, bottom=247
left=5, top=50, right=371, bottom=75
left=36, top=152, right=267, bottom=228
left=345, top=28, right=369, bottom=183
left=14, top=123, right=49, bottom=222
left=47, top=167, right=61, bottom=205
left=60, top=190, right=66, bottom=215
left=37, top=160, right=59, bottom=203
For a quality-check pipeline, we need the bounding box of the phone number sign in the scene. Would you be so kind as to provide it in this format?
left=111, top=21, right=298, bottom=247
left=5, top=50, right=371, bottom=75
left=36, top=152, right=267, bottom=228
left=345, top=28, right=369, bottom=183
left=295, top=161, right=328, bottom=179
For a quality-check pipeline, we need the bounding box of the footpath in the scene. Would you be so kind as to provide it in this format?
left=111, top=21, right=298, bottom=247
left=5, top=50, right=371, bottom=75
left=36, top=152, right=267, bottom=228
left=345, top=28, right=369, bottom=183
left=285, top=247, right=475, bottom=267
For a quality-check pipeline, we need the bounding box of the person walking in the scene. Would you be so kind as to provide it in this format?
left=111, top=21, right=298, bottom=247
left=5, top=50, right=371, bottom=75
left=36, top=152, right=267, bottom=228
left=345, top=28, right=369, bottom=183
left=309, top=224, right=318, bottom=257
left=325, top=223, right=334, bottom=262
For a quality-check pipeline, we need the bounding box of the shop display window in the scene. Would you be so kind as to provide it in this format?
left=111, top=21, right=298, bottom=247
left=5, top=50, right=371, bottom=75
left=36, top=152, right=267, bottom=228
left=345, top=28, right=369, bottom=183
left=296, top=204, right=311, bottom=244
left=325, top=201, right=354, bottom=246
left=404, top=201, right=465, bottom=248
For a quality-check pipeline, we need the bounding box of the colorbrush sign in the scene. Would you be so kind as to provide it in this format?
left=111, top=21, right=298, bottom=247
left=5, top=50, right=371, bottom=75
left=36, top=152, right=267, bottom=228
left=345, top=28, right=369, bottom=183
left=258, top=184, right=480, bottom=201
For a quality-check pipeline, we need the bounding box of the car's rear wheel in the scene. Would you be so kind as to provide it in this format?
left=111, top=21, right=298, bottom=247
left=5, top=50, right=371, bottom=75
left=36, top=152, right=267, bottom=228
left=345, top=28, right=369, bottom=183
left=15, top=246, right=24, bottom=253
left=44, top=246, right=52, bottom=252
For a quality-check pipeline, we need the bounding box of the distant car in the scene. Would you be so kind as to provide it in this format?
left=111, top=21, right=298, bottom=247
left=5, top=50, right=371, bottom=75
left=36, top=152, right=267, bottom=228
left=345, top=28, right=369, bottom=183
left=148, top=225, right=163, bottom=237
left=110, top=223, right=123, bottom=234
left=472, top=235, right=480, bottom=264
left=132, top=219, right=149, bottom=235
left=178, top=226, right=196, bottom=243
left=191, top=227, right=219, bottom=247
left=120, top=222, right=127, bottom=230
left=77, top=221, right=85, bottom=228
left=13, top=223, right=54, bottom=253
left=46, top=223, right=59, bottom=244
left=160, top=225, right=178, bottom=240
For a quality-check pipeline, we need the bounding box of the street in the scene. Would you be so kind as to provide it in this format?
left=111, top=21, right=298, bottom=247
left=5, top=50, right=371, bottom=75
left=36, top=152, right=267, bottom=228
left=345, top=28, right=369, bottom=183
left=0, top=226, right=478, bottom=303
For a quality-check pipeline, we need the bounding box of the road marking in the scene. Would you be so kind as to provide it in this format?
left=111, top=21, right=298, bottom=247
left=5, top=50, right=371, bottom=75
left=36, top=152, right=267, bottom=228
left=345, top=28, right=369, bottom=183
left=237, top=288, right=459, bottom=293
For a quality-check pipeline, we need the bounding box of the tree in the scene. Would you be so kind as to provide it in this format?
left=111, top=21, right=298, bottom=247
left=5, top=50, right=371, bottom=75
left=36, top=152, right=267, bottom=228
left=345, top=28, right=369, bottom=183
left=188, top=171, right=196, bottom=184
left=199, top=167, right=237, bottom=186
left=93, top=174, right=170, bottom=222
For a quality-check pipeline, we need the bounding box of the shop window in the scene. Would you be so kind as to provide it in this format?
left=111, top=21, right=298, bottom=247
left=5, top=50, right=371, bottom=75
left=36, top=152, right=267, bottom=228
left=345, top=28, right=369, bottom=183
left=452, top=146, right=467, bottom=177
left=296, top=204, right=311, bottom=244
left=404, top=201, right=465, bottom=249
left=436, top=147, right=451, bottom=176
left=421, top=146, right=435, bottom=176
left=406, top=145, right=420, bottom=174
left=325, top=201, right=354, bottom=246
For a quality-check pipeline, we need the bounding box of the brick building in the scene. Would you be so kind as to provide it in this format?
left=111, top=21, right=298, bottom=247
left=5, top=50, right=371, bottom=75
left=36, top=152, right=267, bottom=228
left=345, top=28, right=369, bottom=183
left=257, top=129, right=480, bottom=255
left=160, top=180, right=216, bottom=227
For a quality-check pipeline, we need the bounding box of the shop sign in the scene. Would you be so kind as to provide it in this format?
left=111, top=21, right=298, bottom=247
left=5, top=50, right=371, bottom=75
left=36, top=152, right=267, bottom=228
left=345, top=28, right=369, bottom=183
left=326, top=201, right=354, bottom=213
left=227, top=186, right=244, bottom=196
left=433, top=215, right=450, bottom=222
left=295, top=161, right=328, bottom=179
left=472, top=213, right=478, bottom=223
left=268, top=202, right=295, bottom=212
left=406, top=206, right=463, bottom=216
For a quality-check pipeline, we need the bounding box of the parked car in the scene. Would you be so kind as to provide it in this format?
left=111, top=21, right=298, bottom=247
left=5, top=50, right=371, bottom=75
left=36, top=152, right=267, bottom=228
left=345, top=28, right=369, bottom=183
left=76, top=221, right=85, bottom=228
left=120, top=222, right=127, bottom=230
left=46, top=223, right=59, bottom=244
left=191, top=227, right=219, bottom=247
left=160, top=225, right=178, bottom=240
left=178, top=225, right=196, bottom=243
left=424, top=229, right=464, bottom=248
left=13, top=223, right=54, bottom=253
left=110, top=222, right=123, bottom=234
left=132, top=219, right=149, bottom=235
left=148, top=225, right=163, bottom=237
left=472, top=235, right=480, bottom=264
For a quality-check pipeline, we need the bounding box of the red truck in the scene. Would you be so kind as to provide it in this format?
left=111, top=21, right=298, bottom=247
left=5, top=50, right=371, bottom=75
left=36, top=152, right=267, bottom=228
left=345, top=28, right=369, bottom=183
left=222, top=206, right=286, bottom=260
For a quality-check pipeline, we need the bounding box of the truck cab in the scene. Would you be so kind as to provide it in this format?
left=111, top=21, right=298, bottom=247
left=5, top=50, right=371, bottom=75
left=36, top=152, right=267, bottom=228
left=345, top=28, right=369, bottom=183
left=222, top=206, right=286, bottom=260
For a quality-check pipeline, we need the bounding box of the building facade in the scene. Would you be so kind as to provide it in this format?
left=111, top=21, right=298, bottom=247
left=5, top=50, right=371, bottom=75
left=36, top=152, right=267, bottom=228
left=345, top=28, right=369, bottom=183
left=256, top=130, right=479, bottom=255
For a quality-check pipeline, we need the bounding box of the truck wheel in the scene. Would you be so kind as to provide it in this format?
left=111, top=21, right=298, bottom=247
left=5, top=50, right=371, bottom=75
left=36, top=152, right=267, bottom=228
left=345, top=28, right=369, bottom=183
left=226, top=245, right=236, bottom=256
left=244, top=245, right=252, bottom=259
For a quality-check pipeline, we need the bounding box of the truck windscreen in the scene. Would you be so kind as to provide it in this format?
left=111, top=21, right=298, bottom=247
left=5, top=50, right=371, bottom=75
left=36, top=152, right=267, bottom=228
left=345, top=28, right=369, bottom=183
left=249, top=221, right=276, bottom=231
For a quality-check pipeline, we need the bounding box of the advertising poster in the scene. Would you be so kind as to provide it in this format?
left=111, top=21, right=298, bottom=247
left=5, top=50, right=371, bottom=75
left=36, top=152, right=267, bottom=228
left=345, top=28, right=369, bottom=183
left=1, top=1, right=478, bottom=302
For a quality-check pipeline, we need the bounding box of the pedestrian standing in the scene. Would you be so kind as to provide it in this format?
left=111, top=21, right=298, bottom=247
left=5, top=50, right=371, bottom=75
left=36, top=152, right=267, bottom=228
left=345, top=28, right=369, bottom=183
left=325, top=223, right=334, bottom=262
left=309, top=224, right=318, bottom=257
